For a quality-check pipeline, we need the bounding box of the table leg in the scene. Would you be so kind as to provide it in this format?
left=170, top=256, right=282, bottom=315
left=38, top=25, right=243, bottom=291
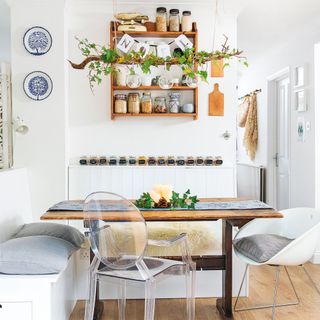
left=216, top=220, right=233, bottom=319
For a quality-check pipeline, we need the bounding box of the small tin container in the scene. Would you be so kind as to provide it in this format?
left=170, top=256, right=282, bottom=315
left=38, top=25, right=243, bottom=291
left=129, top=156, right=137, bottom=165
left=157, top=156, right=166, bottom=166
left=99, top=156, right=107, bottom=165
left=138, top=156, right=147, bottom=165
left=89, top=157, right=98, bottom=165
left=205, top=156, right=214, bottom=166
left=79, top=156, right=88, bottom=165
left=167, top=156, right=175, bottom=166
left=196, top=156, right=204, bottom=166
left=186, top=156, right=195, bottom=166
left=176, top=156, right=185, bottom=166
left=109, top=156, right=117, bottom=166
left=215, top=156, right=223, bottom=166
left=119, top=156, right=128, bottom=165
left=148, top=156, right=157, bottom=166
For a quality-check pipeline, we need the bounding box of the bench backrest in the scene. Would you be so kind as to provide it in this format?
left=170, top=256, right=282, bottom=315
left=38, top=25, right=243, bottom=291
left=0, top=168, right=32, bottom=243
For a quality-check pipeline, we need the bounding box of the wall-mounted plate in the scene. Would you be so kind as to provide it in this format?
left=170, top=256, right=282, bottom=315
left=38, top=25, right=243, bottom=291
left=23, top=26, right=52, bottom=56
left=23, top=71, right=53, bottom=101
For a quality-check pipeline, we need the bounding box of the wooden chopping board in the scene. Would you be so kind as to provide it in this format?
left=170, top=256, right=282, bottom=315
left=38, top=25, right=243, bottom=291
left=209, top=83, right=224, bottom=116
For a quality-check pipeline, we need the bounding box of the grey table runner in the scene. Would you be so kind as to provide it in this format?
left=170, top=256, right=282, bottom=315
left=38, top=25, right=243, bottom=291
left=48, top=200, right=272, bottom=212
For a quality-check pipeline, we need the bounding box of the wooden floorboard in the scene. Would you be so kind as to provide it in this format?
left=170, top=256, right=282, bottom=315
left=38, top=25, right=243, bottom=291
left=70, top=263, right=320, bottom=319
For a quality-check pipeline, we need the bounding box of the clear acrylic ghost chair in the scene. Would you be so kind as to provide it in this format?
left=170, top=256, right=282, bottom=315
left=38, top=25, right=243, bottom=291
left=84, top=191, right=196, bottom=320
left=234, top=207, right=320, bottom=320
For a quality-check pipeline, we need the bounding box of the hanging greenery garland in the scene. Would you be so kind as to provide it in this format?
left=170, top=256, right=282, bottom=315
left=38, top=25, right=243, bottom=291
left=69, top=36, right=247, bottom=89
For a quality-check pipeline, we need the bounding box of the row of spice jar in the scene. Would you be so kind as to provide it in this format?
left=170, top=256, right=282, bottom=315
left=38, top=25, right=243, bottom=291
left=80, top=156, right=223, bottom=166
left=114, top=92, right=194, bottom=114
left=156, top=7, right=192, bottom=32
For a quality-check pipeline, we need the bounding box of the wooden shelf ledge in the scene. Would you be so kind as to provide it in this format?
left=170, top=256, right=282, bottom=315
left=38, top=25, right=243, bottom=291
left=112, top=113, right=197, bottom=119
left=113, top=86, right=197, bottom=91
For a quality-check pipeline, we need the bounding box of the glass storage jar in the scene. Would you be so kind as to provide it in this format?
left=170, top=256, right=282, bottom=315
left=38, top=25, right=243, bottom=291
left=157, top=156, right=166, bottom=166
left=167, top=156, right=175, bottom=166
left=156, top=7, right=167, bottom=32
left=169, top=92, right=181, bottom=113
left=169, top=9, right=180, bottom=32
left=154, top=96, right=167, bottom=113
left=128, top=92, right=140, bottom=114
left=181, top=11, right=192, bottom=32
left=114, top=94, right=127, bottom=114
left=141, top=92, right=153, bottom=113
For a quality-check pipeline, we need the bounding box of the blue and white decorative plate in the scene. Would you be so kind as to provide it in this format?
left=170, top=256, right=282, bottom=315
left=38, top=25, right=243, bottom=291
left=23, top=26, right=52, bottom=56
left=23, top=71, right=53, bottom=101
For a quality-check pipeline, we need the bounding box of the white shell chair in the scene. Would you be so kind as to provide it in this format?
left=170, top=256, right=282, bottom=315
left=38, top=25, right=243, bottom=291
left=234, top=207, right=320, bottom=320
left=84, top=191, right=196, bottom=320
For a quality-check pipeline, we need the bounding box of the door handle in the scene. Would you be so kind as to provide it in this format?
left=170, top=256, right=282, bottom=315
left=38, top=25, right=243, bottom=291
left=273, top=153, right=279, bottom=167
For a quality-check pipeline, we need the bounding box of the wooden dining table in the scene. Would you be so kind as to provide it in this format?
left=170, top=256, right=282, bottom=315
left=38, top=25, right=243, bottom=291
left=41, top=197, right=282, bottom=320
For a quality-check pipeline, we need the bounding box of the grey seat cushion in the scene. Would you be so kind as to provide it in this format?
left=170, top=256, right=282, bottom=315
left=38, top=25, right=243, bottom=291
left=0, top=235, right=76, bottom=275
left=13, top=222, right=85, bottom=248
left=233, top=234, right=293, bottom=263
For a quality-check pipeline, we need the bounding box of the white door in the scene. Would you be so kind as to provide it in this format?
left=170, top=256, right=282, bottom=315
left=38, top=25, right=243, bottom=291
left=275, top=77, right=290, bottom=210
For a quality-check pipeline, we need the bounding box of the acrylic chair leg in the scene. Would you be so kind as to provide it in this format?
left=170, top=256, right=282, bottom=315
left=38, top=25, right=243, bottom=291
left=302, top=265, right=320, bottom=296
left=118, top=279, right=127, bottom=320
left=144, top=279, right=156, bottom=320
left=85, top=273, right=98, bottom=320
left=186, top=265, right=196, bottom=320
left=271, top=266, right=280, bottom=320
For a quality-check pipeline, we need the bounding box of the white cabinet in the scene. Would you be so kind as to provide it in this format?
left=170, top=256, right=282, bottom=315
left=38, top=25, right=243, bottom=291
left=68, top=165, right=236, bottom=199
left=0, top=302, right=32, bottom=320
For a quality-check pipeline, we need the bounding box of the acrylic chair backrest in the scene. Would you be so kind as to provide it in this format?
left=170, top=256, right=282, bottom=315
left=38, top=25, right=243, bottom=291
left=84, top=191, right=148, bottom=270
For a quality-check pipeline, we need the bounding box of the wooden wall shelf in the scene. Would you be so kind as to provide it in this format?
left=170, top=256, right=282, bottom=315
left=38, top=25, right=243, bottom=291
left=113, top=31, right=197, bottom=38
left=112, top=113, right=197, bottom=119
left=113, top=86, right=197, bottom=91
left=109, top=21, right=199, bottom=120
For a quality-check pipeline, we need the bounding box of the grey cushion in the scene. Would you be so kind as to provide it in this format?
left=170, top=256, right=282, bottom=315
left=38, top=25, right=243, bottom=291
left=13, top=222, right=85, bottom=248
left=0, top=236, right=75, bottom=275
left=233, top=234, right=293, bottom=263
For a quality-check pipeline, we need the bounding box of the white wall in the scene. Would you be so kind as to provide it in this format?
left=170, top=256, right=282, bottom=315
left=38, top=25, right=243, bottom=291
left=67, top=2, right=238, bottom=166
left=237, top=25, right=319, bottom=208
left=9, top=0, right=69, bottom=219
left=0, top=0, right=11, bottom=62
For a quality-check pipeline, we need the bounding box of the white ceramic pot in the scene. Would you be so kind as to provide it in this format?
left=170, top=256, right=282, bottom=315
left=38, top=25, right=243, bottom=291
left=142, top=74, right=152, bottom=86
left=116, top=65, right=128, bottom=86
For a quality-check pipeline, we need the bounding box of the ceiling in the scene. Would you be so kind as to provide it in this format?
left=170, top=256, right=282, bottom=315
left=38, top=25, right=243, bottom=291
left=237, top=0, right=320, bottom=60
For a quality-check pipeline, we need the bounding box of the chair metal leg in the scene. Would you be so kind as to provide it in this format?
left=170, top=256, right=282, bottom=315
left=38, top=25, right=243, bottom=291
left=234, top=264, right=249, bottom=312
left=234, top=265, right=300, bottom=314
left=302, top=265, right=320, bottom=296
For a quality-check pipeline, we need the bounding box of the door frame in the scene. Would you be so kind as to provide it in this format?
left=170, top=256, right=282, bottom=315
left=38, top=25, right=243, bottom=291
left=266, top=67, right=292, bottom=209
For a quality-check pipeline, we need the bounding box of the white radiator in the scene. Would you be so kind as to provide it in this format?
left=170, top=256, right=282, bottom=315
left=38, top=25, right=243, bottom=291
left=237, top=163, right=266, bottom=201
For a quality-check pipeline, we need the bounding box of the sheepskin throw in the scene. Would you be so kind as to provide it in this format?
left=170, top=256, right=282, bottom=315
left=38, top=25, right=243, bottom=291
left=243, top=93, right=258, bottom=160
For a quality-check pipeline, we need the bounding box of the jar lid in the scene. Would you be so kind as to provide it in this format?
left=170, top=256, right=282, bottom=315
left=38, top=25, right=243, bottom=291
left=157, top=7, right=167, bottom=13
left=170, top=9, right=180, bottom=14
left=143, top=91, right=151, bottom=96
left=128, top=92, right=140, bottom=96
left=183, top=10, right=191, bottom=15
left=115, top=94, right=127, bottom=100
left=155, top=96, right=166, bottom=100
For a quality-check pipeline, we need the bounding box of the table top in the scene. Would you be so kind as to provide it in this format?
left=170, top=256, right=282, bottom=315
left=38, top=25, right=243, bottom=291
left=40, top=198, right=283, bottom=222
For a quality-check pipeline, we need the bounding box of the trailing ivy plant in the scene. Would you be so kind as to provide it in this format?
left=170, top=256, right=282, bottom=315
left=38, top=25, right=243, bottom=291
left=69, top=36, right=247, bottom=90
left=135, top=189, right=199, bottom=210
